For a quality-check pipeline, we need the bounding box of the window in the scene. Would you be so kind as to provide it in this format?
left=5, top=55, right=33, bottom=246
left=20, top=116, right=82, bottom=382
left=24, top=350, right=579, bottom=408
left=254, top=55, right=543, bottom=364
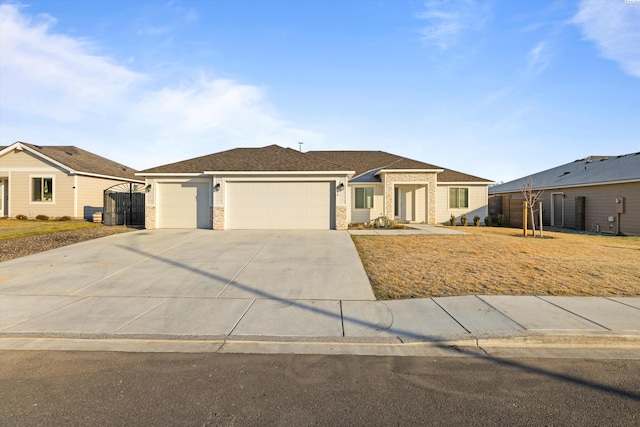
left=355, top=187, right=374, bottom=209
left=32, top=177, right=53, bottom=202
left=449, top=187, right=468, bottom=209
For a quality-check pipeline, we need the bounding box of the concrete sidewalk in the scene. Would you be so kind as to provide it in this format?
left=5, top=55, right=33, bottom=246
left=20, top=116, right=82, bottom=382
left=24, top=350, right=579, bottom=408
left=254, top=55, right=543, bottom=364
left=2, top=293, right=638, bottom=357
left=1, top=229, right=638, bottom=357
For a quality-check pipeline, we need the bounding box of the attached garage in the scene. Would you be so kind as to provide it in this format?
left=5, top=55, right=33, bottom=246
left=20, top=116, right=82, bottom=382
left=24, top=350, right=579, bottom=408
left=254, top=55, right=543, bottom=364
left=226, top=181, right=335, bottom=229
left=157, top=181, right=210, bottom=229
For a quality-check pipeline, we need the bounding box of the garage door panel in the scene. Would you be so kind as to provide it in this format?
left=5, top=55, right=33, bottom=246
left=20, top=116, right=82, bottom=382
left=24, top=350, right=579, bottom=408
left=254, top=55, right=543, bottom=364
left=227, top=182, right=333, bottom=229
left=158, top=182, right=210, bottom=229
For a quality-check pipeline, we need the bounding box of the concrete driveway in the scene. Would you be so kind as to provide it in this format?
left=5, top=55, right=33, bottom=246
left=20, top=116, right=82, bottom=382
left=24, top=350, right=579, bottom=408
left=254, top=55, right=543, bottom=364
left=0, top=229, right=374, bottom=301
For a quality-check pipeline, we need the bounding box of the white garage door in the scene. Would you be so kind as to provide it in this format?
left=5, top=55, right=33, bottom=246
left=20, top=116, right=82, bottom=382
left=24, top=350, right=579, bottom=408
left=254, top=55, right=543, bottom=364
left=226, top=181, right=334, bottom=229
left=157, top=182, right=210, bottom=229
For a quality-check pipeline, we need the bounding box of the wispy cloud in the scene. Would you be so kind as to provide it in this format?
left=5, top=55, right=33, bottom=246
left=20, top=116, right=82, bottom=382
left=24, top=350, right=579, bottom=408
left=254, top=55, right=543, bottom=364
left=527, top=41, right=550, bottom=74
left=572, top=0, right=640, bottom=78
left=416, top=0, right=492, bottom=50
left=0, top=3, right=318, bottom=168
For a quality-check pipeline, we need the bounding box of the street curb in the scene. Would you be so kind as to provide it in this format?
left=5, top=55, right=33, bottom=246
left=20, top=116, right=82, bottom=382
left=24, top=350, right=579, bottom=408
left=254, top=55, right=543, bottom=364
left=1, top=333, right=639, bottom=358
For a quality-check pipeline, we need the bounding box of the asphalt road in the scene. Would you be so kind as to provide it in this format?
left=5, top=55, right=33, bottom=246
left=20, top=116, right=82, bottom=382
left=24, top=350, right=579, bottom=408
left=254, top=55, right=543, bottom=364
left=1, top=351, right=639, bottom=426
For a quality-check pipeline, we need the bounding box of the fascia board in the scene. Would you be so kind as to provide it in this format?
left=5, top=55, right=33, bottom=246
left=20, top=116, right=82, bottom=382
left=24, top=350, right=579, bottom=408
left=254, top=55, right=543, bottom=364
left=75, top=171, right=144, bottom=183
left=203, top=170, right=355, bottom=175
left=375, top=169, right=444, bottom=175
left=488, top=178, right=640, bottom=194
left=438, top=181, right=495, bottom=185
left=135, top=172, right=204, bottom=177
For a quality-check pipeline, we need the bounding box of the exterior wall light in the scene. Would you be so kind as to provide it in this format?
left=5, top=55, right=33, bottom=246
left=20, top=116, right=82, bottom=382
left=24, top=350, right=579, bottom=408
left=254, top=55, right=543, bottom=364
left=336, top=183, right=345, bottom=192
left=214, top=183, right=221, bottom=191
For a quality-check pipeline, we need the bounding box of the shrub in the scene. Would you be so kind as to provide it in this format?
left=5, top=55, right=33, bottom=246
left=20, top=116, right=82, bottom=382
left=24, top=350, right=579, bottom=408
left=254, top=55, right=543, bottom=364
left=473, top=215, right=481, bottom=226
left=460, top=214, right=468, bottom=226
left=484, top=215, right=492, bottom=226
left=449, top=214, right=456, bottom=226
left=372, top=216, right=394, bottom=229
left=391, top=223, right=406, bottom=229
left=58, top=216, right=72, bottom=221
left=35, top=214, right=50, bottom=221
left=15, top=214, right=28, bottom=220
left=497, top=214, right=505, bottom=226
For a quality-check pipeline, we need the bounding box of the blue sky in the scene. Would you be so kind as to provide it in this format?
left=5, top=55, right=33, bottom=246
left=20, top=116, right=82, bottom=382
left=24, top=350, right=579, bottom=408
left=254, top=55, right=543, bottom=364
left=1, top=0, right=638, bottom=182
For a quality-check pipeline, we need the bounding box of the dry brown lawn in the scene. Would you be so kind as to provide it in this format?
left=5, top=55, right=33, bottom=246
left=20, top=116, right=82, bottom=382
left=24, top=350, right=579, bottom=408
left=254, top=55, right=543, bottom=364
left=352, top=226, right=640, bottom=299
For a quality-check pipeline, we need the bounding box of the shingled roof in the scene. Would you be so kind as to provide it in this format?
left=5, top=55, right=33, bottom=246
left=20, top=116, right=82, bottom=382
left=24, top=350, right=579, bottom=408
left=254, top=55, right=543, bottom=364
left=4, top=142, right=139, bottom=181
left=138, top=145, right=353, bottom=174
left=489, top=153, right=640, bottom=193
left=308, top=150, right=491, bottom=183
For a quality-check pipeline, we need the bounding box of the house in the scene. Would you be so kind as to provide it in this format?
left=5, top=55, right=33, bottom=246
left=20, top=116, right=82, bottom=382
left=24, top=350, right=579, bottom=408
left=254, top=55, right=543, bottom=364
left=0, top=141, right=142, bottom=220
left=488, top=153, right=640, bottom=235
left=137, top=145, right=492, bottom=230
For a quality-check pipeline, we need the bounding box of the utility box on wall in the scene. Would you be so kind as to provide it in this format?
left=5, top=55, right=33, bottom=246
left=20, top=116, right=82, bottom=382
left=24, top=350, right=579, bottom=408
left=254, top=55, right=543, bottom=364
left=615, top=197, right=625, bottom=214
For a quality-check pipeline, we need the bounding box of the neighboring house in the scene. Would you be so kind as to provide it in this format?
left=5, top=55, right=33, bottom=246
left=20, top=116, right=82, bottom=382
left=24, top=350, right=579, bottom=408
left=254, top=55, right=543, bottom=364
left=137, top=145, right=492, bottom=230
left=0, top=141, right=142, bottom=220
left=488, top=153, right=640, bottom=236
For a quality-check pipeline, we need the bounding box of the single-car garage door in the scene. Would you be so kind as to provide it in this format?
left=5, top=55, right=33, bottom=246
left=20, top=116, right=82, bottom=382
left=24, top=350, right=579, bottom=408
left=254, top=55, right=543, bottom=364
left=157, top=182, right=210, bottom=228
left=226, top=181, right=334, bottom=229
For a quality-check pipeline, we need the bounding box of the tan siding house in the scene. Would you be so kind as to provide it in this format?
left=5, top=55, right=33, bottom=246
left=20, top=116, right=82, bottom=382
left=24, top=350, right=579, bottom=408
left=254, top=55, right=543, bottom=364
left=489, top=154, right=640, bottom=235
left=0, top=142, right=142, bottom=220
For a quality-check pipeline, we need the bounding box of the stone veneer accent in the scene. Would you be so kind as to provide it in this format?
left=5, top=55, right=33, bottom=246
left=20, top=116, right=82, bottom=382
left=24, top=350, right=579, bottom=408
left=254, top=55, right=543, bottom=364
left=145, top=206, right=156, bottom=229
left=336, top=205, right=348, bottom=230
left=382, top=172, right=438, bottom=224
left=213, top=206, right=225, bottom=230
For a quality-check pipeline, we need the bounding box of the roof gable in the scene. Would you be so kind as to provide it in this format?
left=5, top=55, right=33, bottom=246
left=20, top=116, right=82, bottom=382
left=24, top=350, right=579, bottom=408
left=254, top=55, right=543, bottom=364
left=489, top=153, right=640, bottom=193
left=1, top=142, right=139, bottom=181
left=138, top=145, right=352, bottom=174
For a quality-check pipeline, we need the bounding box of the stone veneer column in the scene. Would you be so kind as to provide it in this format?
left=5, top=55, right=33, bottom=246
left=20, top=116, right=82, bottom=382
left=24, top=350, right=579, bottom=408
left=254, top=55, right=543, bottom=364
left=145, top=206, right=156, bottom=229
left=213, top=206, right=225, bottom=230
left=336, top=205, right=348, bottom=230
left=382, top=172, right=438, bottom=224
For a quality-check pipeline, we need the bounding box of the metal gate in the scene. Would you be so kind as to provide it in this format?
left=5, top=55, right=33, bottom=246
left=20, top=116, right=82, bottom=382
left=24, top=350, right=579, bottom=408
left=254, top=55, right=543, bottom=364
left=103, top=183, right=145, bottom=226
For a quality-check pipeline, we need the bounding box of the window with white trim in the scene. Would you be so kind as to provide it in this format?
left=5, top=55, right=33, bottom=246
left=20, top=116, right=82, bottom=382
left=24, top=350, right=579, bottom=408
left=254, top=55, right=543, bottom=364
left=32, top=177, right=53, bottom=202
left=449, top=187, right=468, bottom=209
left=355, top=187, right=374, bottom=209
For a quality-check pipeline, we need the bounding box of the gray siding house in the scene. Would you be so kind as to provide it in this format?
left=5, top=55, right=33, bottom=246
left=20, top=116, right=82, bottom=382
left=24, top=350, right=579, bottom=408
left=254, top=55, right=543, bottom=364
left=489, top=153, right=640, bottom=236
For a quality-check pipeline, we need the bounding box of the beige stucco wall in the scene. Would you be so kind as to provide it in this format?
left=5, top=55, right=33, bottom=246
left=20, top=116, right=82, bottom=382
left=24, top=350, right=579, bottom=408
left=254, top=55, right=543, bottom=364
left=436, top=184, right=489, bottom=224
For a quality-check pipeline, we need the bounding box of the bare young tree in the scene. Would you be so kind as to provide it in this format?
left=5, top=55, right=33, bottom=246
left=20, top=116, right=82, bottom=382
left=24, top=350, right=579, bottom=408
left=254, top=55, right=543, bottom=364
left=520, top=176, right=544, bottom=237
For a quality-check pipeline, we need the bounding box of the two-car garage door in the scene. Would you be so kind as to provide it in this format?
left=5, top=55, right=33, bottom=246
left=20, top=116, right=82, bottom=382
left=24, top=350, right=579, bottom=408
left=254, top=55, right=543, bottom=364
left=226, top=181, right=334, bottom=229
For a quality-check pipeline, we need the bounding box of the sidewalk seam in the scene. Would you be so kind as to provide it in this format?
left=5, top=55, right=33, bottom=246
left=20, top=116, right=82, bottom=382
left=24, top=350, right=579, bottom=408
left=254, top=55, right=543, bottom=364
left=215, top=234, right=275, bottom=298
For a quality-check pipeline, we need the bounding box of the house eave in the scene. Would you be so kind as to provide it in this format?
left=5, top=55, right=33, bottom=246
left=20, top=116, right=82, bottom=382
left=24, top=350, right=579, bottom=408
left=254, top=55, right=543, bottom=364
left=136, top=172, right=205, bottom=177
left=203, top=170, right=355, bottom=176
left=438, top=181, right=495, bottom=185
left=375, top=169, right=444, bottom=175
left=75, top=171, right=144, bottom=183
left=489, top=178, right=640, bottom=194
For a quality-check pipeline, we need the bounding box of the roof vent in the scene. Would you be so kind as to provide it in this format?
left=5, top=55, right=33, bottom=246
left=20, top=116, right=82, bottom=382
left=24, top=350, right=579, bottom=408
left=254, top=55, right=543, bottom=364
left=65, top=151, right=73, bottom=156
left=559, top=171, right=571, bottom=177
